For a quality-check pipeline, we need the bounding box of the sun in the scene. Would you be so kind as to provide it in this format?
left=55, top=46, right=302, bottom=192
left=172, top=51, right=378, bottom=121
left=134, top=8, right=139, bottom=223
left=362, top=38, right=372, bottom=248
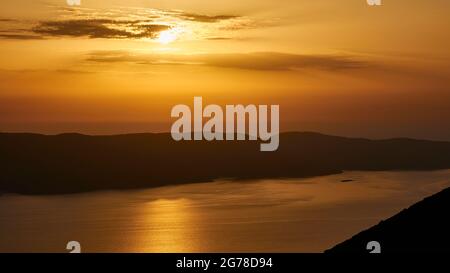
left=157, top=30, right=178, bottom=45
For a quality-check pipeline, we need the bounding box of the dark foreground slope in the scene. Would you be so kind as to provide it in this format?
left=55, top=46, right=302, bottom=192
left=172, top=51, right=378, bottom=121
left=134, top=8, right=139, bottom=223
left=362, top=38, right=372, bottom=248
left=326, top=186, right=450, bottom=253
left=1, top=132, right=450, bottom=195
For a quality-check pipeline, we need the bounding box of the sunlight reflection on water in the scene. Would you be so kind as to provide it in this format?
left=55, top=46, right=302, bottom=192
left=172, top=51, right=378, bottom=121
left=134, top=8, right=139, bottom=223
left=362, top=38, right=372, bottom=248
left=0, top=170, right=449, bottom=252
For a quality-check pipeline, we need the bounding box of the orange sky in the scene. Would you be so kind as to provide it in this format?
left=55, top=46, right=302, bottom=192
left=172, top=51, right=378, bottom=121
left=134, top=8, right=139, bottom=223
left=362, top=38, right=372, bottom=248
left=0, top=0, right=449, bottom=139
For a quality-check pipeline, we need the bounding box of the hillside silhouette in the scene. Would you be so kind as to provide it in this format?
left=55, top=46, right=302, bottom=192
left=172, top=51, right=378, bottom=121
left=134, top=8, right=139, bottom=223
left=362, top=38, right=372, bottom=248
left=1, top=132, right=450, bottom=195
left=326, top=186, right=450, bottom=253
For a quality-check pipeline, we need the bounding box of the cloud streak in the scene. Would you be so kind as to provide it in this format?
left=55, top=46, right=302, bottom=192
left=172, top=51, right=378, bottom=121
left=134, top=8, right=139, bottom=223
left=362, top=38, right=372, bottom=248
left=32, top=19, right=170, bottom=39
left=85, top=51, right=368, bottom=71
left=0, top=6, right=249, bottom=41
left=0, top=33, right=43, bottom=40
left=174, top=12, right=239, bottom=23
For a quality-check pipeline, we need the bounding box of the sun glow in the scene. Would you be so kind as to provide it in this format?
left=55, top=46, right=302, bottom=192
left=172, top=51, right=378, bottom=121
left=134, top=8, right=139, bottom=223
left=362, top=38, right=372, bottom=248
left=157, top=30, right=179, bottom=45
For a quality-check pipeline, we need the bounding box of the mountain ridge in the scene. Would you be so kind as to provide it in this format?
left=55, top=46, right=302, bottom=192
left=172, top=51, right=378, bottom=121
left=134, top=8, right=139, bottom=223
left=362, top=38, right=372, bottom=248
left=1, top=131, right=450, bottom=195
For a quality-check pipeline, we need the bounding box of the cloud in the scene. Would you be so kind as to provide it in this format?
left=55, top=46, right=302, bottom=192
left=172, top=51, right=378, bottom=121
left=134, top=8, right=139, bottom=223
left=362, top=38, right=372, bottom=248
left=198, top=52, right=366, bottom=71
left=85, top=51, right=368, bottom=71
left=54, top=69, right=95, bottom=75
left=0, top=5, right=258, bottom=41
left=206, top=37, right=233, bottom=40
left=175, top=12, right=239, bottom=23
left=86, top=50, right=136, bottom=63
left=32, top=19, right=170, bottom=39
left=0, top=33, right=43, bottom=40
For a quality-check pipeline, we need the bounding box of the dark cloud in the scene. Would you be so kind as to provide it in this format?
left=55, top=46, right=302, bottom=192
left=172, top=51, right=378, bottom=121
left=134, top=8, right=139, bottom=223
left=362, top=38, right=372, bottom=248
left=32, top=19, right=170, bottom=39
left=85, top=51, right=368, bottom=71
left=0, top=33, right=43, bottom=40
left=206, top=37, right=232, bottom=40
left=176, top=12, right=239, bottom=23
left=0, top=8, right=246, bottom=41
left=202, top=52, right=367, bottom=71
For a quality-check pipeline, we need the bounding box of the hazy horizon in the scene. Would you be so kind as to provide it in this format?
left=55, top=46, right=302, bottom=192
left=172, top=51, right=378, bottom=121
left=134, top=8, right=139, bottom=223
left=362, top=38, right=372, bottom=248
left=1, top=0, right=450, bottom=140
left=2, top=127, right=450, bottom=143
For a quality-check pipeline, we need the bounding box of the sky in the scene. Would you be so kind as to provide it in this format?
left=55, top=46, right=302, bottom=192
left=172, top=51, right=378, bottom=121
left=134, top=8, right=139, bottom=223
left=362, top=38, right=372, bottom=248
left=0, top=0, right=449, bottom=140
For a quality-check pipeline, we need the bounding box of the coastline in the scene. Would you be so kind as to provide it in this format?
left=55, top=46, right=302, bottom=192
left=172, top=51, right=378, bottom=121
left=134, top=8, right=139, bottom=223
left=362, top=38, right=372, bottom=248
left=1, top=131, right=450, bottom=195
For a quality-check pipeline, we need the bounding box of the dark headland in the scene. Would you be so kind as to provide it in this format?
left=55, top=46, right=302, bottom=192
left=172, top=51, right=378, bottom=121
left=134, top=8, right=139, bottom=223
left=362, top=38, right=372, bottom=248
left=1, top=132, right=450, bottom=195
left=326, top=186, right=450, bottom=253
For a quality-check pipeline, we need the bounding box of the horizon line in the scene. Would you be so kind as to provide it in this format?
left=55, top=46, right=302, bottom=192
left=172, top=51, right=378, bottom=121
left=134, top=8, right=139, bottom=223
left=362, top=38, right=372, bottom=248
left=1, top=130, right=448, bottom=143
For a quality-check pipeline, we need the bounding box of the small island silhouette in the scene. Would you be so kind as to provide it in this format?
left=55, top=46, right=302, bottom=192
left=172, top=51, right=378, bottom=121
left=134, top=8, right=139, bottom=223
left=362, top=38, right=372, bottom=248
left=340, top=179, right=355, bottom=182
